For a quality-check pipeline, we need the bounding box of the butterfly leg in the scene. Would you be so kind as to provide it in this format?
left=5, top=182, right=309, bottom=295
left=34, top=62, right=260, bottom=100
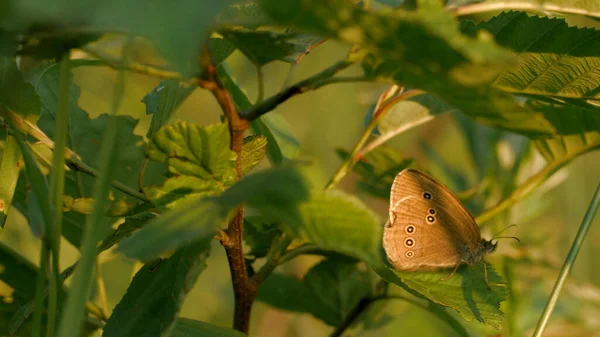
left=440, top=264, right=460, bottom=281
left=483, top=261, right=504, bottom=289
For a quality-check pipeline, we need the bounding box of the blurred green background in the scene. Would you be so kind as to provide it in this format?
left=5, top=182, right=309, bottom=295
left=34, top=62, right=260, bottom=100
left=2, top=37, right=599, bottom=337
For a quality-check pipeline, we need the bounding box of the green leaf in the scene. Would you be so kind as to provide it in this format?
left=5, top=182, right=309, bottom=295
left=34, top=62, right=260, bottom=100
left=285, top=190, right=383, bottom=266
left=0, top=57, right=40, bottom=120
left=459, top=0, right=600, bottom=20
left=171, top=318, right=246, bottom=337
left=530, top=100, right=600, bottom=163
left=98, top=213, right=156, bottom=252
left=0, top=136, right=22, bottom=229
left=220, top=28, right=322, bottom=65
left=258, top=257, right=371, bottom=326
left=375, top=92, right=459, bottom=137
left=462, top=11, right=600, bottom=101
left=375, top=263, right=508, bottom=329
left=142, top=80, right=196, bottom=139
left=103, top=241, right=211, bottom=337
left=243, top=216, right=281, bottom=258
left=120, top=165, right=308, bottom=260
left=30, top=61, right=148, bottom=200
left=5, top=0, right=236, bottom=75
left=241, top=135, right=267, bottom=175
left=143, top=122, right=236, bottom=209
left=118, top=198, right=225, bottom=261
left=219, top=165, right=310, bottom=227
left=336, top=145, right=413, bottom=199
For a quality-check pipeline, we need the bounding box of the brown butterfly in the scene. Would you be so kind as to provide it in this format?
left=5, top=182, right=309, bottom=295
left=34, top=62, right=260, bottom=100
left=382, top=169, right=515, bottom=285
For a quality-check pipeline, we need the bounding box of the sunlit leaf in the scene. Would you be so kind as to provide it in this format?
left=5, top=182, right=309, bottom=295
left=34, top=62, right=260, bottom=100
left=0, top=136, right=22, bottom=229
left=143, top=122, right=236, bottom=209
left=120, top=165, right=308, bottom=260
left=241, top=135, right=267, bottom=175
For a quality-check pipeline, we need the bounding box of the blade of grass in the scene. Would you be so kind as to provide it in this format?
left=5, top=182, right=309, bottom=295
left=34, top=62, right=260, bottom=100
left=56, top=40, right=129, bottom=337
left=0, top=135, right=22, bottom=229
left=31, top=242, right=49, bottom=337
left=0, top=106, right=55, bottom=337
left=532, top=182, right=600, bottom=337
left=46, top=52, right=71, bottom=337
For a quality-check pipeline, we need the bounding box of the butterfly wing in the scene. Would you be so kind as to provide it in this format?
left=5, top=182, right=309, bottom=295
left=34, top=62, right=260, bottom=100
left=383, top=169, right=481, bottom=270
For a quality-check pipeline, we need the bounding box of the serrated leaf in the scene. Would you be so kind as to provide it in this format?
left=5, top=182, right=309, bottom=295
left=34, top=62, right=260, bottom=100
left=120, top=165, right=308, bottom=260
left=257, top=257, right=371, bottom=326
left=375, top=263, right=508, bottom=329
left=144, top=122, right=236, bottom=209
left=243, top=216, right=281, bottom=258
left=0, top=136, right=22, bottom=229
left=458, top=0, right=600, bottom=20
left=30, top=61, right=148, bottom=200
left=0, top=57, right=40, bottom=120
left=337, top=145, right=413, bottom=199
left=171, top=318, right=246, bottom=337
left=220, top=28, right=323, bottom=65
left=142, top=80, right=196, bottom=139
left=103, top=241, right=211, bottom=337
left=462, top=11, right=600, bottom=101
left=241, top=135, right=267, bottom=175
left=284, top=190, right=383, bottom=266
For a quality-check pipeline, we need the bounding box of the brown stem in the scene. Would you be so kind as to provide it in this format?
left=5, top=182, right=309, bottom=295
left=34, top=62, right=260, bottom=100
left=198, top=48, right=252, bottom=333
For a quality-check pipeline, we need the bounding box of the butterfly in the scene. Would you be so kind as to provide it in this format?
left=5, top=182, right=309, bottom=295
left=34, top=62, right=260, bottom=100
left=382, top=169, right=516, bottom=286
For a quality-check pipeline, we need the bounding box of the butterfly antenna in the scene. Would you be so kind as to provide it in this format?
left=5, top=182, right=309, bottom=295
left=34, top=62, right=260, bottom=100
left=491, top=224, right=517, bottom=240
left=493, top=236, right=520, bottom=243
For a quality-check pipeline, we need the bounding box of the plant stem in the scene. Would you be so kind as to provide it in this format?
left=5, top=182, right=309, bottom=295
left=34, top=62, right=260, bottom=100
left=256, top=65, right=264, bottom=104
left=532, top=182, right=600, bottom=337
left=325, top=90, right=424, bottom=190
left=330, top=297, right=371, bottom=337
left=56, top=38, right=128, bottom=337
left=46, top=53, right=71, bottom=337
left=82, top=46, right=186, bottom=82
left=199, top=48, right=252, bottom=333
left=476, top=159, right=567, bottom=225
left=31, top=241, right=49, bottom=337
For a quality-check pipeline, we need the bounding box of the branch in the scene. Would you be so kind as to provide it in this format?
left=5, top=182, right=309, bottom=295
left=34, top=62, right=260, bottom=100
left=198, top=48, right=253, bottom=333
left=239, top=59, right=358, bottom=121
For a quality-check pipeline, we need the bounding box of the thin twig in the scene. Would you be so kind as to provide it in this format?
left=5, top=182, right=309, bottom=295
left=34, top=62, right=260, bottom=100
left=198, top=48, right=252, bottom=333
left=325, top=90, right=424, bottom=190
left=532, top=182, right=600, bottom=337
left=239, top=59, right=356, bottom=121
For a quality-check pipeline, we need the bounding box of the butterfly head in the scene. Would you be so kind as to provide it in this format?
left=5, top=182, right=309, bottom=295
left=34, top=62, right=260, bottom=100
left=481, top=239, right=498, bottom=255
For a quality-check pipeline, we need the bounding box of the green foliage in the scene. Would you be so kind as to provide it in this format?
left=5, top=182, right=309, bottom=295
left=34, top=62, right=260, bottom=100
left=144, top=122, right=236, bottom=209
left=142, top=80, right=197, bottom=138
left=104, top=240, right=211, bottom=337
left=0, top=1, right=599, bottom=337
left=336, top=145, right=413, bottom=199
left=258, top=257, right=372, bottom=326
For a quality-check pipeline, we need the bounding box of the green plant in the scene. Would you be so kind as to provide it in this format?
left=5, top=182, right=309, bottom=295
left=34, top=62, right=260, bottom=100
left=0, top=1, right=599, bottom=337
